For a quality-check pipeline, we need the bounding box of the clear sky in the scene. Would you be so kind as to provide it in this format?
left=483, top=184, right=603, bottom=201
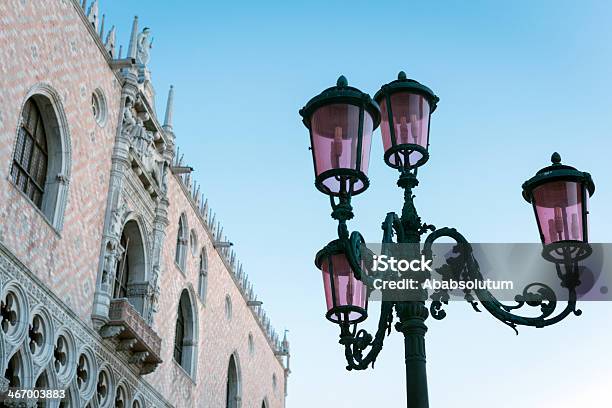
left=100, top=1, right=612, bottom=406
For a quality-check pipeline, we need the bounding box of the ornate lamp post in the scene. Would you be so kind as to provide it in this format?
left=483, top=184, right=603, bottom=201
left=299, top=72, right=595, bottom=408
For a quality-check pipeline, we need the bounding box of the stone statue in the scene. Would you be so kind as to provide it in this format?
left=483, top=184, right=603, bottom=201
left=142, top=147, right=164, bottom=187
left=132, top=112, right=152, bottom=154
left=110, top=199, right=128, bottom=239
left=101, top=243, right=116, bottom=285
left=136, top=27, right=153, bottom=65
left=121, top=99, right=137, bottom=139
left=147, top=267, right=161, bottom=323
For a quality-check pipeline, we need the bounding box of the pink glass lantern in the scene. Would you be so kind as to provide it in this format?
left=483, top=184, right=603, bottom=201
left=522, top=153, right=594, bottom=260
left=316, top=240, right=368, bottom=324
left=374, top=72, right=439, bottom=170
left=300, top=76, right=380, bottom=197
left=532, top=181, right=585, bottom=244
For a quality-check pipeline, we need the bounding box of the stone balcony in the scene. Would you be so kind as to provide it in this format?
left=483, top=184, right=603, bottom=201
left=100, top=298, right=162, bottom=375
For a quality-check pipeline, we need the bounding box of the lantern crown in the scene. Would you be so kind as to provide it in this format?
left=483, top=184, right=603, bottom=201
left=299, top=75, right=381, bottom=128
left=373, top=71, right=439, bottom=112
left=522, top=152, right=595, bottom=202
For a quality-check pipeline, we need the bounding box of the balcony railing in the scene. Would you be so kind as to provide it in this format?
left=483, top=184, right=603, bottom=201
left=100, top=298, right=162, bottom=375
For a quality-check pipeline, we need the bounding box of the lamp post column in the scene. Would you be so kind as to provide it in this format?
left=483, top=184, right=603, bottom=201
left=396, top=172, right=430, bottom=408
left=396, top=301, right=429, bottom=408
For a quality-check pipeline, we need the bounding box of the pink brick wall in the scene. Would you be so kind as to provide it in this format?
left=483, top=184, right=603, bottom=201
left=149, top=178, right=286, bottom=407
left=0, top=0, right=121, bottom=321
left=0, top=1, right=287, bottom=406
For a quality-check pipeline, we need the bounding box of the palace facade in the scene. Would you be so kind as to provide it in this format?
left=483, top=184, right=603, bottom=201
left=0, top=0, right=290, bottom=406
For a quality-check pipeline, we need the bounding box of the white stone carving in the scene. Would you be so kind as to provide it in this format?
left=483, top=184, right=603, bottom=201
left=136, top=28, right=153, bottom=66
left=0, top=247, right=172, bottom=407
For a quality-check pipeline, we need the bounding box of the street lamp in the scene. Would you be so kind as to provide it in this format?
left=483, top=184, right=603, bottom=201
left=299, top=75, right=380, bottom=198
left=300, top=72, right=596, bottom=408
left=522, top=152, right=595, bottom=263
left=374, top=70, right=438, bottom=170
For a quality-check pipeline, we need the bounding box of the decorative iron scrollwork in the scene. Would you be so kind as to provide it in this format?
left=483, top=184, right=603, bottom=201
left=423, top=227, right=582, bottom=333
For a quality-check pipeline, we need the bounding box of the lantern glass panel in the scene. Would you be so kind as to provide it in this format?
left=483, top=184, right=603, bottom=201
left=320, top=252, right=367, bottom=323
left=532, top=181, right=586, bottom=244
left=311, top=104, right=373, bottom=194
left=379, top=93, right=430, bottom=168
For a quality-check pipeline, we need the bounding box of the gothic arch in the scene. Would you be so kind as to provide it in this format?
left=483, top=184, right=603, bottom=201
left=34, top=364, right=59, bottom=400
left=4, top=346, right=34, bottom=389
left=75, top=346, right=98, bottom=403
left=226, top=351, right=242, bottom=408
left=113, top=217, right=149, bottom=315
left=173, top=287, right=198, bottom=377
left=198, top=247, right=208, bottom=303
left=27, top=304, right=55, bottom=371
left=94, top=363, right=115, bottom=408
left=175, top=213, right=188, bottom=271
left=1, top=281, right=30, bottom=348
left=53, top=327, right=77, bottom=388
left=61, top=380, right=82, bottom=407
left=11, top=83, right=72, bottom=231
left=114, top=378, right=132, bottom=408
left=131, top=393, right=145, bottom=408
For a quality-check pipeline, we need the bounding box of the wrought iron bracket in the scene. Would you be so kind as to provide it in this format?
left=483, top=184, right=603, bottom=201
left=422, top=227, right=584, bottom=334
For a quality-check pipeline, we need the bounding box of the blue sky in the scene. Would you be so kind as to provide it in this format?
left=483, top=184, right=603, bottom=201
left=100, top=1, right=612, bottom=406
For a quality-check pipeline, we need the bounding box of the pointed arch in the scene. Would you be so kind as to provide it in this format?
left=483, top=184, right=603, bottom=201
left=175, top=213, right=188, bottom=271
left=173, top=288, right=198, bottom=377
left=59, top=380, right=81, bottom=407
left=113, top=218, right=148, bottom=315
left=3, top=347, right=34, bottom=389
left=198, top=247, right=208, bottom=303
left=226, top=352, right=242, bottom=408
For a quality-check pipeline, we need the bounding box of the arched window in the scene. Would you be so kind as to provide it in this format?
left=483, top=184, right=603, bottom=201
left=113, top=232, right=130, bottom=299
left=4, top=352, right=24, bottom=388
left=113, top=220, right=147, bottom=315
left=175, top=214, right=188, bottom=271
left=226, top=354, right=241, bottom=408
left=173, top=289, right=197, bottom=376
left=11, top=98, right=48, bottom=208
left=10, top=89, right=71, bottom=230
left=198, top=248, right=208, bottom=302
left=173, top=304, right=184, bottom=362
left=225, top=295, right=233, bottom=321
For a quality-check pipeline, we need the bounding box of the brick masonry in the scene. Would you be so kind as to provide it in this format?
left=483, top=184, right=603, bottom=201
left=0, top=0, right=288, bottom=406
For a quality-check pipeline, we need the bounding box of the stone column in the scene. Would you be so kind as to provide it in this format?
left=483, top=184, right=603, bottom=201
left=92, top=75, right=138, bottom=330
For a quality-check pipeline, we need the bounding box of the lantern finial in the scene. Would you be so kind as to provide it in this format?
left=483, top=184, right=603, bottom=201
left=398, top=71, right=407, bottom=80
left=551, top=152, right=561, bottom=165
left=336, top=75, right=348, bottom=87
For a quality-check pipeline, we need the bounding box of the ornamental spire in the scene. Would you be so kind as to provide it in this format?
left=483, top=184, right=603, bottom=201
left=163, top=85, right=174, bottom=131
left=99, top=14, right=105, bottom=37
left=87, top=0, right=99, bottom=30
left=127, top=16, right=139, bottom=59
left=105, top=26, right=116, bottom=57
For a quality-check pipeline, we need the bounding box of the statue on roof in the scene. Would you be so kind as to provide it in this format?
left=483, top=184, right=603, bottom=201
left=136, top=27, right=153, bottom=65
